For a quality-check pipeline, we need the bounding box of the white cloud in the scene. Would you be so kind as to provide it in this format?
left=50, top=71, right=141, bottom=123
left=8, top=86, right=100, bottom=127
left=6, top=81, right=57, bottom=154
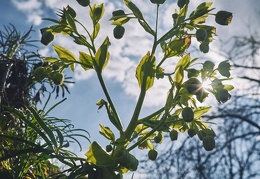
left=11, top=0, right=41, bottom=11
left=11, top=0, right=43, bottom=25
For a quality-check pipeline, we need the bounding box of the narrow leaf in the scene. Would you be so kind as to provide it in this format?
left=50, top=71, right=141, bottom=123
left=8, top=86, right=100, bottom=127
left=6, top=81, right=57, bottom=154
left=99, top=125, right=115, bottom=141
left=124, top=0, right=143, bottom=19
left=53, top=45, right=76, bottom=61
left=175, top=54, right=191, bottom=70
left=44, top=57, right=59, bottom=63
left=194, top=106, right=212, bottom=119
left=136, top=52, right=156, bottom=91
left=85, top=141, right=115, bottom=167
left=90, top=3, right=105, bottom=24
left=138, top=19, right=155, bottom=36
left=65, top=11, right=77, bottom=32
left=92, top=23, right=100, bottom=39
left=79, top=51, right=93, bottom=70
left=53, top=45, right=76, bottom=71
left=94, top=37, right=110, bottom=71
left=29, top=107, right=58, bottom=148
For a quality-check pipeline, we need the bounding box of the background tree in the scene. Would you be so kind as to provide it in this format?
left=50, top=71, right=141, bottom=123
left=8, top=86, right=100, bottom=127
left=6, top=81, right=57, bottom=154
left=138, top=14, right=260, bottom=179
left=0, top=25, right=89, bottom=179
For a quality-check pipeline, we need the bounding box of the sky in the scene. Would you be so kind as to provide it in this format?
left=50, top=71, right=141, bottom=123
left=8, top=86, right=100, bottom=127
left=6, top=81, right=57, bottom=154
left=1, top=0, right=259, bottom=178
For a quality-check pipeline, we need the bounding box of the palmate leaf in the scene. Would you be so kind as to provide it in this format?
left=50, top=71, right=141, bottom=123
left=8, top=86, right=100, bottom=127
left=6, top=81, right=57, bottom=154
left=136, top=52, right=156, bottom=91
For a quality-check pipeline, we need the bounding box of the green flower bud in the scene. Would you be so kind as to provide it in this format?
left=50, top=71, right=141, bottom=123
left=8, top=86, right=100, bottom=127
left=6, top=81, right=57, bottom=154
left=154, top=133, right=163, bottom=144
left=52, top=64, right=60, bottom=71
left=76, top=0, right=90, bottom=7
left=148, top=150, right=158, bottom=161
left=217, top=89, right=231, bottom=103
left=187, top=68, right=200, bottom=78
left=199, top=42, right=209, bottom=53
left=215, top=11, right=233, bottom=26
left=196, top=89, right=208, bottom=103
left=169, top=130, right=178, bottom=141
left=187, top=128, right=196, bottom=138
left=182, top=107, right=194, bottom=122
left=184, top=78, right=203, bottom=95
left=51, top=72, right=64, bottom=86
left=177, top=0, right=190, bottom=8
left=112, top=10, right=125, bottom=17
left=196, top=28, right=207, bottom=42
left=113, top=25, right=125, bottom=39
left=218, top=60, right=231, bottom=77
left=203, top=60, right=215, bottom=71
left=203, top=136, right=215, bottom=151
left=33, top=67, right=47, bottom=82
left=106, top=144, right=113, bottom=152
left=40, top=28, right=54, bottom=46
left=197, top=130, right=204, bottom=140
left=172, top=13, right=178, bottom=19
left=150, top=0, right=166, bottom=5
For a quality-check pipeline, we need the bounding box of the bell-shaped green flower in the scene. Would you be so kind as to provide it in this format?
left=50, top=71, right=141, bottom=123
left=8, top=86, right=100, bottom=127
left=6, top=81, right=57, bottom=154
left=215, top=11, right=233, bottom=25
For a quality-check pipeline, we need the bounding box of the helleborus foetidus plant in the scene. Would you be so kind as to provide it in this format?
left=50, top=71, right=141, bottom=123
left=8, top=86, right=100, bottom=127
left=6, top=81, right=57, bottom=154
left=39, top=0, right=233, bottom=177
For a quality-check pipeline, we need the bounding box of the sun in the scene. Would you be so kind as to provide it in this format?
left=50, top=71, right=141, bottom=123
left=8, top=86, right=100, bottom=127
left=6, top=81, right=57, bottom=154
left=202, top=79, right=212, bottom=90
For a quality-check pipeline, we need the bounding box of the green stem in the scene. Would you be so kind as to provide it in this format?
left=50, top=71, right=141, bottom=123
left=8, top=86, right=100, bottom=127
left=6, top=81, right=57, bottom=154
left=127, top=113, right=168, bottom=151
left=157, top=56, right=167, bottom=68
left=137, top=107, right=164, bottom=124
left=124, top=88, right=146, bottom=140
left=96, top=72, right=123, bottom=133
left=123, top=5, right=160, bottom=141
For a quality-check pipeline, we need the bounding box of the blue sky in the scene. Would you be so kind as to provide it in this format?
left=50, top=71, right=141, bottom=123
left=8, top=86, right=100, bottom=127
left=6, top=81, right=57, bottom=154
left=1, top=0, right=259, bottom=177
